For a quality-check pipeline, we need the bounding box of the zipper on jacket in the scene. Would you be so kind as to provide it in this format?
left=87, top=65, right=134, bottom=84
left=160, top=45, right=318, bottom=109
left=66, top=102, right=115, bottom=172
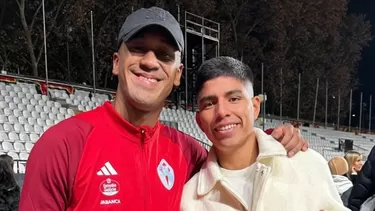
left=141, top=129, right=146, bottom=148
left=252, top=167, right=270, bottom=211
left=140, top=129, right=148, bottom=210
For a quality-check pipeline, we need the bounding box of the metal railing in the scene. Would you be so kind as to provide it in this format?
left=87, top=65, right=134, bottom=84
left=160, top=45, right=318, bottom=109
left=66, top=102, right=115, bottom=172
left=13, top=160, right=27, bottom=174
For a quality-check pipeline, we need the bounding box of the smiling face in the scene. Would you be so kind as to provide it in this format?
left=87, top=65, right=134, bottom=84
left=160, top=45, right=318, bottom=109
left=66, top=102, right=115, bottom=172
left=196, top=76, right=261, bottom=152
left=112, top=27, right=183, bottom=111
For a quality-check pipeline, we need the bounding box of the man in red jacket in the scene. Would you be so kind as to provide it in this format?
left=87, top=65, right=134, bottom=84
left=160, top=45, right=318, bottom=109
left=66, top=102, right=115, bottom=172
left=19, top=7, right=307, bottom=211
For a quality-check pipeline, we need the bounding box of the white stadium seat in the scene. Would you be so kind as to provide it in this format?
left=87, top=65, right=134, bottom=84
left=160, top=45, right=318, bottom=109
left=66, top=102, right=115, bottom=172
left=25, top=142, right=34, bottom=152
left=8, top=132, right=19, bottom=142
left=0, top=132, right=9, bottom=141
left=8, top=152, right=19, bottom=160
left=14, top=142, right=25, bottom=152
left=19, top=132, right=30, bottom=142
left=29, top=133, right=39, bottom=143
left=34, top=125, right=43, bottom=134
left=19, top=152, right=29, bottom=160
left=24, top=124, right=34, bottom=133
left=2, top=142, right=14, bottom=151
left=3, top=124, right=13, bottom=132
left=0, top=115, right=8, bottom=123
left=18, top=116, right=27, bottom=125
left=14, top=123, right=24, bottom=133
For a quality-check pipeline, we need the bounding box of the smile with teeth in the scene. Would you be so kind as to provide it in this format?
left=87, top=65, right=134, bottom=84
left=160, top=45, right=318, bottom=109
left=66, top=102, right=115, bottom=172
left=215, top=124, right=239, bottom=131
left=138, top=75, right=158, bottom=83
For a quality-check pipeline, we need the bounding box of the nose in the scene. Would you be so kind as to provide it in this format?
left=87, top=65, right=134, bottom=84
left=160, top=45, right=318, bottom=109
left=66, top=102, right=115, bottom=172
left=215, top=100, right=230, bottom=120
left=139, top=51, right=159, bottom=71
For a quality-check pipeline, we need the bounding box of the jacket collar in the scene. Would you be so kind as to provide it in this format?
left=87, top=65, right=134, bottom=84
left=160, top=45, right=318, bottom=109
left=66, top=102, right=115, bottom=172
left=102, top=101, right=162, bottom=143
left=197, top=128, right=287, bottom=196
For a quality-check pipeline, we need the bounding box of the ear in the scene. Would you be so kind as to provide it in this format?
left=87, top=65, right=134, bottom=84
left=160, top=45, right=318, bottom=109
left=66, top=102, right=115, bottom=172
left=173, top=64, right=183, bottom=86
left=252, top=96, right=261, bottom=120
left=112, top=52, right=120, bottom=76
left=195, top=111, right=204, bottom=131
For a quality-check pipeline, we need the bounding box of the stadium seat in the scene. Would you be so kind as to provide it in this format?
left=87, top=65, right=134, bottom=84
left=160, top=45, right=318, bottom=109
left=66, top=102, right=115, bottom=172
left=29, top=134, right=39, bottom=143
left=40, top=112, right=48, bottom=119
left=51, top=107, right=59, bottom=114
left=31, top=111, right=39, bottom=119
left=8, top=152, right=19, bottom=160
left=34, top=94, right=41, bottom=101
left=22, top=110, right=31, bottom=118
left=14, top=123, right=24, bottom=133
left=8, top=116, right=17, bottom=124
left=8, top=132, right=19, bottom=142
left=34, top=125, right=43, bottom=134
left=4, top=108, right=12, bottom=116
left=57, top=113, right=65, bottom=121
left=36, top=118, right=45, bottom=126
left=0, top=115, right=8, bottom=124
left=24, top=124, right=34, bottom=133
left=25, top=93, right=33, bottom=100
left=28, top=117, right=36, bottom=125
left=14, top=142, right=25, bottom=152
left=0, top=90, right=8, bottom=96
left=59, top=107, right=67, bottom=114
left=26, top=104, right=34, bottom=112
left=30, top=99, right=38, bottom=106
left=24, top=143, right=33, bottom=152
left=3, top=124, right=13, bottom=132
left=8, top=102, right=16, bottom=110
left=18, top=103, right=26, bottom=111
left=67, top=109, right=75, bottom=116
left=19, top=152, right=29, bottom=160
left=18, top=116, right=27, bottom=125
left=0, top=101, right=7, bottom=109
left=2, top=142, right=14, bottom=151
left=45, top=119, right=54, bottom=126
left=19, top=133, right=30, bottom=142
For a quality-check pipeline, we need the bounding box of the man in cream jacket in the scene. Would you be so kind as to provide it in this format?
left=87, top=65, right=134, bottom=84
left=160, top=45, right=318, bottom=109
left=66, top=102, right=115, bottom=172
left=180, top=56, right=349, bottom=211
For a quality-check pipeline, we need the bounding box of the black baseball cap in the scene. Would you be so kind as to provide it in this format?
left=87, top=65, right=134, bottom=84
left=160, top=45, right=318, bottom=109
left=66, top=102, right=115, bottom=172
left=117, top=7, right=184, bottom=53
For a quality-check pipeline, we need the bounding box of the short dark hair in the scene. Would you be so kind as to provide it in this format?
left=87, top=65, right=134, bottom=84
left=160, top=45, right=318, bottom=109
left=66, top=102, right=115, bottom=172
left=195, top=56, right=254, bottom=95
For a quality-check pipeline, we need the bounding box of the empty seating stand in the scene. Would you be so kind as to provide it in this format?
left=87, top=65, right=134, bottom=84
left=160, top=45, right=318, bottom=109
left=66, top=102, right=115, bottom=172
left=1, top=80, right=375, bottom=175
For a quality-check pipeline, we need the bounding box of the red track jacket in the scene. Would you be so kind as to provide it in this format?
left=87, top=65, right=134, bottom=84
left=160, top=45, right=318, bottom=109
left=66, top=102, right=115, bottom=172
left=19, top=102, right=207, bottom=211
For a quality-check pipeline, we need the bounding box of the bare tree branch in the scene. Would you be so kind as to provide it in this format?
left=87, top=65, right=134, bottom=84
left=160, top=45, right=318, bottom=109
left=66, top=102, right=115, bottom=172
left=30, top=2, right=43, bottom=31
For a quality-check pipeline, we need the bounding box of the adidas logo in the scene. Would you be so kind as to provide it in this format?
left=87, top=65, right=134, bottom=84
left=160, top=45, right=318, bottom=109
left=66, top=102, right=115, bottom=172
left=97, top=162, right=118, bottom=176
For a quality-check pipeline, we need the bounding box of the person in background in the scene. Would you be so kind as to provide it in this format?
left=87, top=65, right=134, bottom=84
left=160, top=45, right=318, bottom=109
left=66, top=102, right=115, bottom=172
left=344, top=150, right=363, bottom=183
left=328, top=156, right=353, bottom=206
left=0, top=155, right=20, bottom=211
left=349, top=147, right=375, bottom=211
left=180, top=56, right=347, bottom=211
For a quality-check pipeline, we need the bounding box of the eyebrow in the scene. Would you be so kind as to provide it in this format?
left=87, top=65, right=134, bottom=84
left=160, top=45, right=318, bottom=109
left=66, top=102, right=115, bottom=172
left=198, top=89, right=243, bottom=104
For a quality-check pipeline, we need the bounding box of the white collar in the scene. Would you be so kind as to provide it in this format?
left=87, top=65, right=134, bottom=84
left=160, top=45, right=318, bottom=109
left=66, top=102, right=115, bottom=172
left=197, top=128, right=287, bottom=196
